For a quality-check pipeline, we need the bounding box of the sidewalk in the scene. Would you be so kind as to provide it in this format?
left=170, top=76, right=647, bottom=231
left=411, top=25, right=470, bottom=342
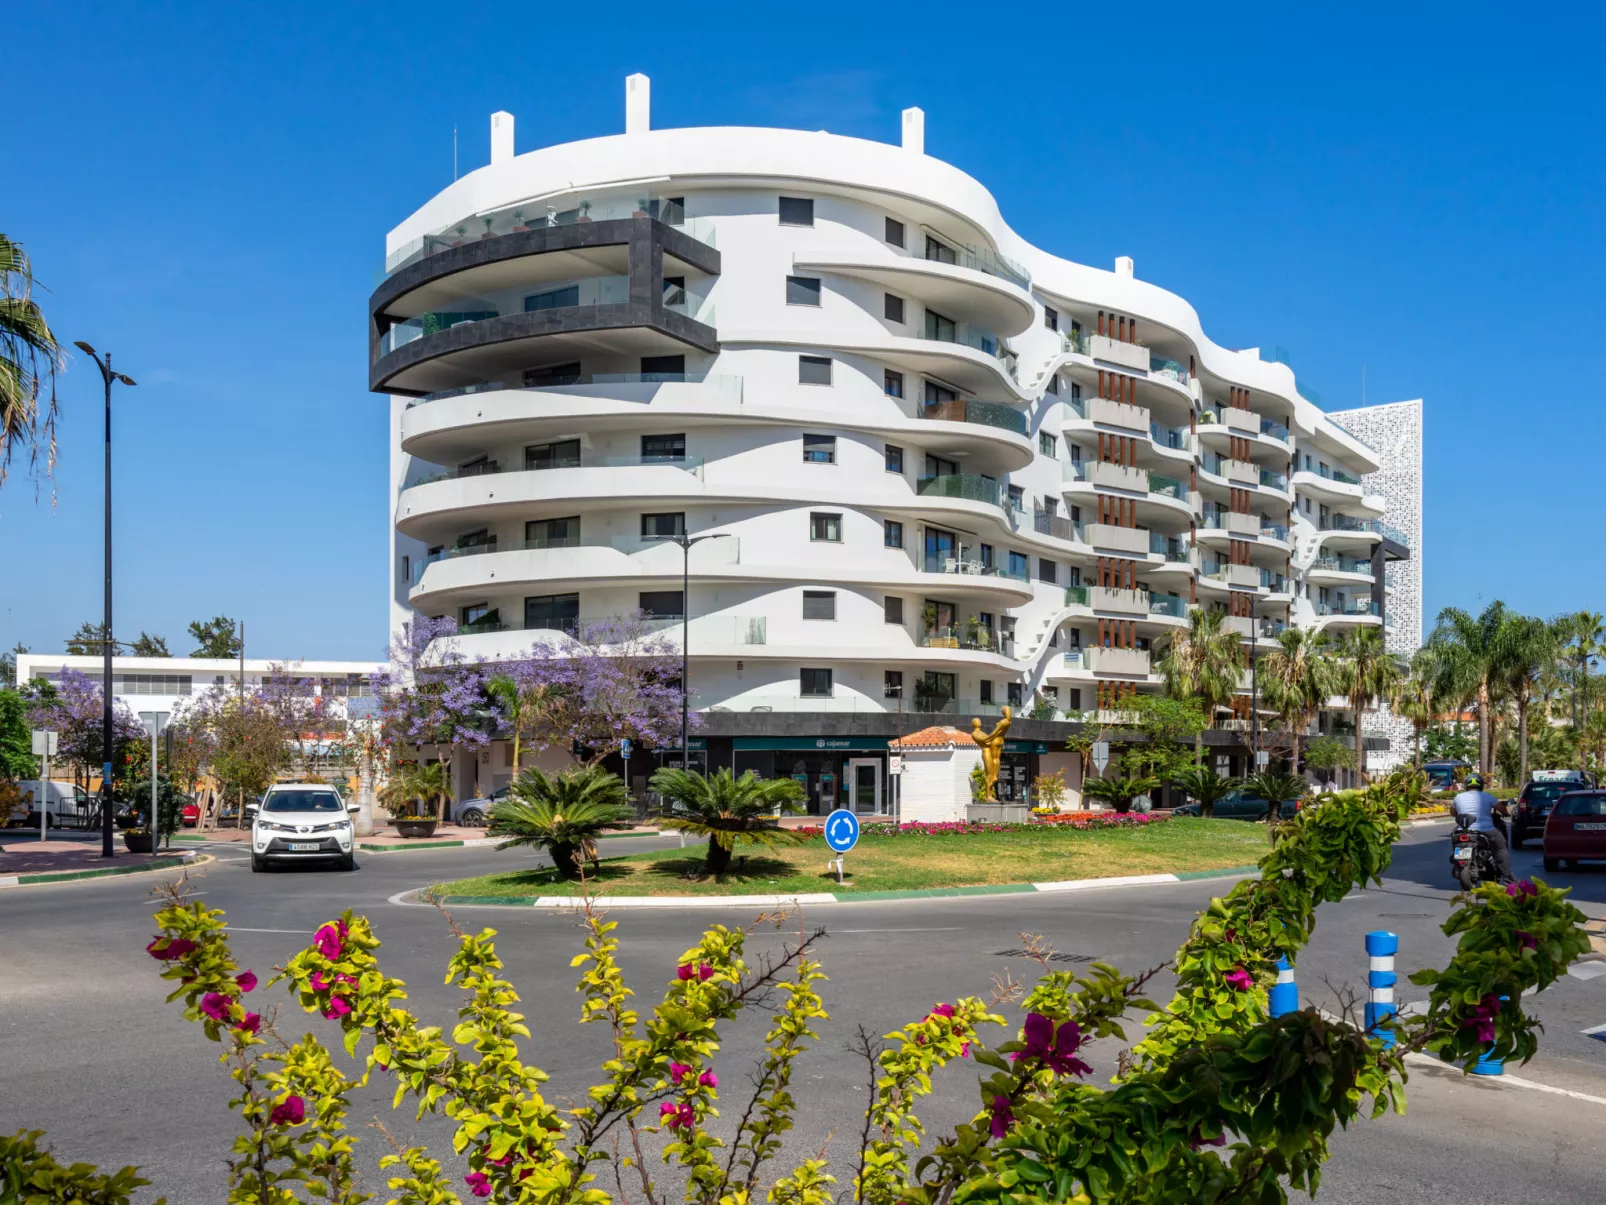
left=0, top=835, right=197, bottom=884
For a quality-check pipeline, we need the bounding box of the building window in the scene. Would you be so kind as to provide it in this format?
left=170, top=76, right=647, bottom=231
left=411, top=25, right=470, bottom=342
left=884, top=519, right=904, bottom=549
left=1044, top=306, right=1058, bottom=331
left=526, top=516, right=580, bottom=548
left=1045, top=375, right=1060, bottom=395
left=809, top=512, right=842, bottom=541
left=461, top=602, right=493, bottom=628
left=1039, top=432, right=1057, bottom=457
left=800, top=667, right=833, bottom=697
left=884, top=596, right=904, bottom=624
left=525, top=593, right=579, bottom=635
left=885, top=217, right=905, bottom=248
left=884, top=369, right=904, bottom=398
left=779, top=196, right=814, bottom=226
left=925, top=235, right=957, bottom=265
left=1069, top=688, right=1083, bottom=711
left=799, top=355, right=832, bottom=385
left=978, top=543, right=994, bottom=570
left=803, top=590, right=837, bottom=620
left=1008, top=550, right=1029, bottom=579
left=525, top=284, right=580, bottom=311
left=803, top=433, right=836, bottom=463
left=1007, top=484, right=1025, bottom=513
left=663, top=196, right=686, bottom=226
left=786, top=275, right=822, bottom=305
left=884, top=444, right=904, bottom=473
left=1043, top=685, right=1060, bottom=705
left=1007, top=682, right=1023, bottom=707
left=641, top=433, right=686, bottom=462
left=400, top=555, right=410, bottom=583
left=924, top=380, right=956, bottom=405
left=526, top=438, right=581, bottom=470
left=884, top=669, right=904, bottom=698
left=1039, top=558, right=1058, bottom=584
left=640, top=512, right=685, bottom=538
left=925, top=309, right=956, bottom=342
left=639, top=590, right=685, bottom=619
left=980, top=680, right=994, bottom=704
left=640, top=353, right=686, bottom=379
left=662, top=275, right=686, bottom=307
left=524, top=362, right=582, bottom=387
left=884, top=293, right=905, bottom=323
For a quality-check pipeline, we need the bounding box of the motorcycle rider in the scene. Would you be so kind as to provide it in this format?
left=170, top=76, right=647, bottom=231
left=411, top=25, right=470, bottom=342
left=1451, top=771, right=1513, bottom=884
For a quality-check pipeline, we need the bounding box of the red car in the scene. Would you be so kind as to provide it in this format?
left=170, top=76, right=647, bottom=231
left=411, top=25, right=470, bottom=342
left=1542, top=790, right=1606, bottom=871
left=181, top=801, right=200, bottom=827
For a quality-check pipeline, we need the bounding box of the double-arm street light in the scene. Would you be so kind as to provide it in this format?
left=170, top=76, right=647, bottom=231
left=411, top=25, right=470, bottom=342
left=74, top=342, right=136, bottom=858
left=649, top=531, right=731, bottom=771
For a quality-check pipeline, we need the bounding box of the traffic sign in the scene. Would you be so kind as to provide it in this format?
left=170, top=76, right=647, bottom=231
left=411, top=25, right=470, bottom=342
left=888, top=754, right=902, bottom=776
left=824, top=808, right=860, bottom=854
left=621, top=738, right=632, bottom=758
left=1091, top=740, right=1110, bottom=773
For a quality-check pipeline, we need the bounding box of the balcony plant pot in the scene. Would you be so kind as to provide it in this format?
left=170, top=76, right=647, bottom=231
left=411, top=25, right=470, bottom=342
left=122, top=830, right=155, bottom=854
left=393, top=818, right=439, bottom=840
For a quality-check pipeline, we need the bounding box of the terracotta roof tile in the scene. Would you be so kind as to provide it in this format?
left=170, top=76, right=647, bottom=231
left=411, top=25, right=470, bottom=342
left=890, top=725, right=977, bottom=749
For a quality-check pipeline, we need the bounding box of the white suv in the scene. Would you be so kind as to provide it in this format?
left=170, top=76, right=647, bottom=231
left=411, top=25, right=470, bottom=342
left=251, top=784, right=359, bottom=872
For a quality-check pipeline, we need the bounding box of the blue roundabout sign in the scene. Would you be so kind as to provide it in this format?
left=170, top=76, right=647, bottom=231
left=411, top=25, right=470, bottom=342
left=824, top=808, right=860, bottom=854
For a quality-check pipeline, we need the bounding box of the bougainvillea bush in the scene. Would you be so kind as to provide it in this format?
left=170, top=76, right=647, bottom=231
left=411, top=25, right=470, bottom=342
left=9, top=768, right=1593, bottom=1205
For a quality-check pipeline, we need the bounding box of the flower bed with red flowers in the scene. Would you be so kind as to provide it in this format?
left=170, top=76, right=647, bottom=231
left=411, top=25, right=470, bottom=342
left=791, top=813, right=1170, bottom=839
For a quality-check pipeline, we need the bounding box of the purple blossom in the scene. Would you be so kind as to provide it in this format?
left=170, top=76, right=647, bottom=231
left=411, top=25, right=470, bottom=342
left=237, top=1012, right=261, bottom=1035
left=929, top=1003, right=956, bottom=1019
left=988, top=1094, right=1014, bottom=1139
left=147, top=937, right=196, bottom=961
left=669, top=1062, right=691, bottom=1083
left=27, top=669, right=145, bottom=780
left=1012, top=1013, right=1091, bottom=1077
left=464, top=1171, right=491, bottom=1198
left=313, top=922, right=345, bottom=960
left=1516, top=930, right=1538, bottom=950
left=269, top=1095, right=305, bottom=1126
left=1224, top=967, right=1254, bottom=992
left=236, top=971, right=257, bottom=993
left=323, top=997, right=352, bottom=1020
left=698, top=1070, right=717, bottom=1088
left=200, top=992, right=232, bottom=1021
left=1506, top=880, right=1538, bottom=898
left=1463, top=994, right=1502, bottom=1043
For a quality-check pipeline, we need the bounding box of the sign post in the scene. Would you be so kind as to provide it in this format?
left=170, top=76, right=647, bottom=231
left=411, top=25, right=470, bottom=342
left=346, top=697, right=380, bottom=838
left=823, top=808, right=860, bottom=885
left=1255, top=750, right=1270, bottom=769
left=139, top=712, right=170, bottom=855
left=31, top=729, right=58, bottom=841
left=621, top=738, right=632, bottom=810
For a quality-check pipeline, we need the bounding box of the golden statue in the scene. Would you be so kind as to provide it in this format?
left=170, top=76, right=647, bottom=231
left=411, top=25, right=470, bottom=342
left=971, top=706, right=1013, bottom=800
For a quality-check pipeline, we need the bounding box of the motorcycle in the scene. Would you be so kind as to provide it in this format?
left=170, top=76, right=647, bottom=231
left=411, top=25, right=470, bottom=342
left=1450, top=814, right=1504, bottom=890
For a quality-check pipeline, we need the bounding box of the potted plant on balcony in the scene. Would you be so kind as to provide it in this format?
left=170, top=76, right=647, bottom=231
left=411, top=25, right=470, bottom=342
left=578, top=199, right=593, bottom=222
left=511, top=209, right=529, bottom=232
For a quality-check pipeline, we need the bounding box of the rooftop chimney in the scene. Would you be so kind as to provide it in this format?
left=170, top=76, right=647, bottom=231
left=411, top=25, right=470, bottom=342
left=626, top=73, right=651, bottom=134
left=1114, top=255, right=1134, bottom=279
left=490, top=111, right=514, bottom=164
left=902, top=107, right=925, bottom=154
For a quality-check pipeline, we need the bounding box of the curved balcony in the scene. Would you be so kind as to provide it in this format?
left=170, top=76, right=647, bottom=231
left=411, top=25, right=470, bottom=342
left=792, top=247, right=1035, bottom=337
left=1196, top=415, right=1294, bottom=460
left=1313, top=598, right=1384, bottom=632
left=1061, top=462, right=1195, bottom=523
left=725, top=325, right=1022, bottom=401
left=1307, top=555, right=1375, bottom=586
left=1313, top=517, right=1385, bottom=551
left=1047, top=646, right=1156, bottom=683
left=397, top=377, right=1033, bottom=473
left=370, top=214, right=722, bottom=396
left=1292, top=468, right=1365, bottom=504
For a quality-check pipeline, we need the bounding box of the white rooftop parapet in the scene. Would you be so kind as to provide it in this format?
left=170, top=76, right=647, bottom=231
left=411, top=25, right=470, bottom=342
left=627, top=73, right=651, bottom=134
left=902, top=107, right=925, bottom=154
left=490, top=111, right=514, bottom=164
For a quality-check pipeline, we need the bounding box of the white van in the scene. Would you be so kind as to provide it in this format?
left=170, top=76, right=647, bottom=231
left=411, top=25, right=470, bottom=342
left=11, top=781, right=97, bottom=829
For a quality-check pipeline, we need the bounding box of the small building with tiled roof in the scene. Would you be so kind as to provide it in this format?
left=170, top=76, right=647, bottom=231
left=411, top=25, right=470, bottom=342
left=890, top=726, right=982, bottom=823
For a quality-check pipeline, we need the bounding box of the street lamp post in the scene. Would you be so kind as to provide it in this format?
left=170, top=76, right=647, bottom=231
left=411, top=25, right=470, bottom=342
left=1249, top=592, right=1259, bottom=770
left=74, top=342, right=136, bottom=858
left=651, top=531, right=731, bottom=771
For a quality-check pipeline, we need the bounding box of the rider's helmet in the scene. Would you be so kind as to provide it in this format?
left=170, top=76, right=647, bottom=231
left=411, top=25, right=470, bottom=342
left=1464, top=771, right=1485, bottom=790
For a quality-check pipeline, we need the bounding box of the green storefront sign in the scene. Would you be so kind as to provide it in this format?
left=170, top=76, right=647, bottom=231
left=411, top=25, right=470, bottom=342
left=732, top=737, right=890, bottom=752
left=1003, top=741, right=1050, bottom=754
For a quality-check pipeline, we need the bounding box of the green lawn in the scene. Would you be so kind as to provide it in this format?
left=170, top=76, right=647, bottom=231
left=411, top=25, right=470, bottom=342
left=430, top=819, right=1271, bottom=898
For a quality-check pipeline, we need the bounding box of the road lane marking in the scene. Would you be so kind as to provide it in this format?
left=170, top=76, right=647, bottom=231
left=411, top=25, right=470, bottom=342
left=836, top=927, right=964, bottom=933
left=226, top=927, right=309, bottom=934
left=1403, top=1052, right=1606, bottom=1107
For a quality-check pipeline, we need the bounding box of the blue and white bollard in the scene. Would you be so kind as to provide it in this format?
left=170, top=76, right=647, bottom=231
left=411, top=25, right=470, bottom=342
left=1364, top=930, right=1398, bottom=1047
left=1269, top=958, right=1299, bottom=1017
left=1471, top=996, right=1509, bottom=1076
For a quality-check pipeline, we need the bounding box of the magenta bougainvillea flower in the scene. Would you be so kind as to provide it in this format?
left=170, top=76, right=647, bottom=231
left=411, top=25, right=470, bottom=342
left=960, top=1040, right=972, bottom=1057
left=988, top=1094, right=1015, bottom=1138
left=1516, top=930, right=1538, bottom=950
left=698, top=963, right=715, bottom=982
left=236, top=971, right=257, bottom=993
left=146, top=937, right=196, bottom=961
left=929, top=1003, right=955, bottom=1019
left=1463, top=994, right=1502, bottom=1043
left=199, top=992, right=232, bottom=1021
left=676, top=964, right=693, bottom=981
left=269, top=1095, right=305, bottom=1125
left=1223, top=967, right=1254, bottom=992
left=464, top=1171, right=491, bottom=1197
left=669, top=1062, right=691, bottom=1083
left=677, top=961, right=715, bottom=982
left=1011, top=1013, right=1090, bottom=1077
left=698, top=1070, right=717, bottom=1088
left=1506, top=880, right=1538, bottom=898
left=313, top=922, right=346, bottom=960
left=1189, top=1131, right=1226, bottom=1151
left=237, top=1012, right=261, bottom=1035
left=658, top=1101, right=696, bottom=1129
left=309, top=971, right=330, bottom=992
left=323, top=997, right=352, bottom=1020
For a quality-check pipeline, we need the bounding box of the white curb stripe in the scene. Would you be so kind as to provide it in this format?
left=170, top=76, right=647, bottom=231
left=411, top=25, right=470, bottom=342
left=1032, top=873, right=1181, bottom=892
left=0, top=876, right=18, bottom=887
left=1403, top=1053, right=1606, bottom=1107
left=531, top=893, right=839, bottom=908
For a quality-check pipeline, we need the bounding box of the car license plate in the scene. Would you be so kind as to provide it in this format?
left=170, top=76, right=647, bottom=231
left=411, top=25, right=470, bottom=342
left=1577, top=822, right=1606, bottom=831
left=288, top=842, right=320, bottom=851
left=1453, top=847, right=1472, bottom=861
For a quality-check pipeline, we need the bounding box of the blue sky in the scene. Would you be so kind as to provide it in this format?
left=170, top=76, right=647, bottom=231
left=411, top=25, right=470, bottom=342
left=5, top=1, right=1602, bottom=661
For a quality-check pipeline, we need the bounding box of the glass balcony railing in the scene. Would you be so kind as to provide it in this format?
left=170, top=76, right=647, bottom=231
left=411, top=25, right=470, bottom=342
left=1149, top=532, right=1190, bottom=562
left=1312, top=464, right=1363, bottom=486
left=1311, top=555, right=1373, bottom=575
left=917, top=317, right=1015, bottom=379
left=1199, top=452, right=1224, bottom=476
left=1065, top=586, right=1090, bottom=607
left=1261, top=522, right=1291, bottom=542
left=918, top=626, right=1011, bottom=654
left=1147, top=472, right=1187, bottom=500
left=1149, top=592, right=1187, bottom=618
left=1259, top=569, right=1288, bottom=593
left=409, top=372, right=743, bottom=408
left=1149, top=357, right=1189, bottom=386
left=410, top=454, right=704, bottom=489
left=924, top=555, right=1006, bottom=579
left=1150, top=421, right=1190, bottom=451
left=1033, top=510, right=1083, bottom=544
left=918, top=398, right=1028, bottom=436
left=1316, top=598, right=1380, bottom=618
left=1259, top=469, right=1289, bottom=490
left=1318, top=515, right=1388, bottom=536
left=379, top=276, right=633, bottom=356
left=916, top=473, right=1002, bottom=508
left=1259, top=419, right=1291, bottom=443
left=914, top=239, right=1031, bottom=290
left=1377, top=520, right=1410, bottom=546
left=380, top=192, right=717, bottom=281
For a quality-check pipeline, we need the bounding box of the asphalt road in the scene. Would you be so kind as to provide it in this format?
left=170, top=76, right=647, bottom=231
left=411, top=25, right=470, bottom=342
left=2, top=823, right=1604, bottom=1204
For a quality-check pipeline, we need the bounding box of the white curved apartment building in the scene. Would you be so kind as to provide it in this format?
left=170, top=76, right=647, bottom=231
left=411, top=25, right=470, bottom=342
left=374, top=77, right=1416, bottom=807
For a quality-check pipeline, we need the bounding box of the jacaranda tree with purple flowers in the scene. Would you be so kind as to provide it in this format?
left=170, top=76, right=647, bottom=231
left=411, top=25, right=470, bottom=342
left=27, top=668, right=145, bottom=795
left=12, top=767, right=1591, bottom=1205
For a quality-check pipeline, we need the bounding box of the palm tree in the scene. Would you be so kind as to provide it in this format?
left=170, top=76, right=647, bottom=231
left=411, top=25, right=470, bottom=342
left=1154, top=608, right=1246, bottom=756
left=1, top=235, right=61, bottom=487
left=488, top=765, right=633, bottom=878
left=1501, top=615, right=1557, bottom=787
left=650, top=768, right=809, bottom=876
left=1391, top=647, right=1443, bottom=766
left=486, top=673, right=565, bottom=774
left=1257, top=628, right=1339, bottom=773
left=1558, top=611, right=1604, bottom=732
left=1080, top=771, right=1161, bottom=814
left=378, top=760, right=453, bottom=820
left=1168, top=763, right=1242, bottom=819
left=1334, top=627, right=1403, bottom=782
left=1426, top=602, right=1511, bottom=775
left=1242, top=768, right=1309, bottom=825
